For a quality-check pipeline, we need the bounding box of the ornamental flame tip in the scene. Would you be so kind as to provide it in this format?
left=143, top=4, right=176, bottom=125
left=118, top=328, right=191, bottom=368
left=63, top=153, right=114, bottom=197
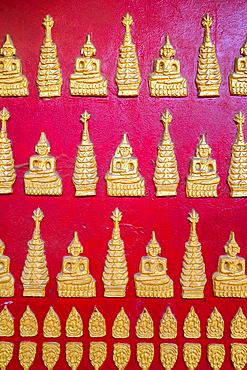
left=81, top=110, right=91, bottom=123
left=111, top=207, right=122, bottom=223
left=122, top=13, right=133, bottom=29
left=202, top=12, right=213, bottom=29
left=234, top=111, right=245, bottom=127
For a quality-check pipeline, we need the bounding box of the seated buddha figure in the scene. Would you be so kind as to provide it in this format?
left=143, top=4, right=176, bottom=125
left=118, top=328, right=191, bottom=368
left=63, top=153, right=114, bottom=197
left=0, top=239, right=14, bottom=297
left=56, top=232, right=96, bottom=297
left=70, top=35, right=107, bottom=97
left=0, top=34, right=28, bottom=97
left=105, top=133, right=145, bottom=196
left=149, top=36, right=187, bottom=97
left=134, top=232, right=173, bottom=298
left=212, top=232, right=247, bottom=298
left=24, top=132, right=62, bottom=196
left=229, top=36, right=247, bottom=95
left=186, top=134, right=220, bottom=198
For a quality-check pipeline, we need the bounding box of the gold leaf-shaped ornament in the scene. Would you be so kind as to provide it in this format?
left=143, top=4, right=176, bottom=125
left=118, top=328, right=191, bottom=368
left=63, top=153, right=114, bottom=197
left=183, top=343, right=201, bottom=370
left=113, top=343, right=131, bottom=370
left=136, top=308, right=154, bottom=338
left=231, top=343, right=247, bottom=370
left=159, top=307, right=177, bottom=339
left=206, top=307, right=224, bottom=339
left=42, top=342, right=60, bottom=370
left=136, top=343, right=154, bottom=370
left=65, top=307, right=83, bottom=337
left=112, top=307, right=130, bottom=338
left=0, top=341, right=14, bottom=369
left=230, top=308, right=247, bottom=339
left=20, top=306, right=38, bottom=337
left=88, top=307, right=106, bottom=337
left=89, top=342, right=107, bottom=370
left=183, top=307, right=201, bottom=338
left=43, top=307, right=61, bottom=338
left=19, top=341, right=37, bottom=370
left=207, top=344, right=225, bottom=370
left=0, top=306, right=14, bottom=337
left=66, top=342, right=83, bottom=370
left=160, top=343, right=178, bottom=370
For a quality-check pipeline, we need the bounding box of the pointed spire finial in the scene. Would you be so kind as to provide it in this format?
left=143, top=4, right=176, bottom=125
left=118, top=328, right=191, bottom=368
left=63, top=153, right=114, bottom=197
left=42, top=15, right=54, bottom=46
left=201, top=13, right=213, bottom=47
left=111, top=207, right=122, bottom=226
left=80, top=111, right=91, bottom=144
left=233, top=111, right=245, bottom=145
left=32, top=208, right=44, bottom=240
left=0, top=107, right=10, bottom=134
left=188, top=209, right=199, bottom=236
left=122, top=13, right=133, bottom=31
left=161, top=110, right=172, bottom=132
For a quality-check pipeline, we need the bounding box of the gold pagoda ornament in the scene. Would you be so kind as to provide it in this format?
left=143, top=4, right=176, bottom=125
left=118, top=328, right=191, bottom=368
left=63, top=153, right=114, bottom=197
left=42, top=342, right=60, bottom=370
left=70, top=35, right=107, bottom=96
left=19, top=341, right=37, bottom=370
left=116, top=13, right=141, bottom=96
left=0, top=35, right=28, bottom=97
left=196, top=13, right=221, bottom=97
left=159, top=307, right=177, bottom=339
left=206, top=307, right=224, bottom=339
left=228, top=111, right=247, bottom=197
left=72, top=111, right=99, bottom=196
left=89, top=342, right=107, bottom=370
left=229, top=36, right=247, bottom=95
left=149, top=36, right=187, bottom=97
left=19, top=306, right=38, bottom=337
left=65, top=307, right=83, bottom=337
left=160, top=343, right=178, bottom=370
left=183, top=343, right=201, bottom=370
left=21, top=208, right=49, bottom=297
left=183, top=307, right=201, bottom=339
left=0, top=108, right=16, bottom=195
left=36, top=15, right=62, bottom=98
left=24, top=132, right=62, bottom=196
left=230, top=308, right=247, bottom=339
left=0, top=306, right=14, bottom=337
left=135, top=308, right=154, bottom=339
left=180, top=209, right=207, bottom=299
left=112, top=307, right=130, bottom=338
left=134, top=231, right=174, bottom=298
left=212, top=231, right=247, bottom=298
left=43, top=307, right=61, bottom=338
left=0, top=342, right=14, bottom=369
left=207, top=344, right=225, bottom=370
left=88, top=307, right=106, bottom=337
left=231, top=343, right=247, bottom=370
left=66, top=342, right=83, bottom=370
left=102, top=208, right=128, bottom=297
left=136, top=343, right=154, bottom=370
left=0, top=239, right=14, bottom=297
left=113, top=343, right=131, bottom=370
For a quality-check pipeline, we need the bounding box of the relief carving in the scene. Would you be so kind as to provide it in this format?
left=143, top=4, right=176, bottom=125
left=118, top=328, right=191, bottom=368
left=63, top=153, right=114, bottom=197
left=231, top=343, right=247, bottom=370
left=206, top=307, right=224, bottom=339
left=159, top=307, right=177, bottom=339
left=230, top=308, right=247, bottom=339
left=19, top=341, right=36, bottom=370
left=42, top=342, right=60, bottom=370
left=0, top=341, right=13, bottom=370
left=160, top=343, right=178, bottom=370
left=207, top=344, right=225, bottom=370
left=0, top=239, right=14, bottom=297
left=183, top=307, right=201, bottom=339
left=113, top=343, right=131, bottom=370
left=229, top=36, right=247, bottom=95
left=65, top=342, right=83, bottom=370
left=20, top=306, right=38, bottom=337
left=89, top=342, right=107, bottom=370
left=136, top=343, right=154, bottom=370
left=112, top=307, right=130, bottom=338
left=135, top=308, right=154, bottom=339
left=0, top=306, right=14, bottom=337
left=88, top=307, right=106, bottom=337
left=65, top=307, right=83, bottom=337
left=183, top=343, right=201, bottom=370
left=43, top=307, right=61, bottom=338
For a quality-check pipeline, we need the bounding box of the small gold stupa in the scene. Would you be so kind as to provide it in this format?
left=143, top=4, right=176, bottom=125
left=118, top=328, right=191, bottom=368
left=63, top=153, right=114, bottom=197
left=0, top=239, right=14, bottom=297
left=229, top=36, right=247, bottom=95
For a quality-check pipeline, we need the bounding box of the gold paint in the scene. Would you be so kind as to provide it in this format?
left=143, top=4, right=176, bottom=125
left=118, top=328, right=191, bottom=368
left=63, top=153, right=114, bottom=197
left=24, top=132, right=62, bottom=196
left=134, top=231, right=173, bottom=298
left=70, top=35, right=107, bottom=97
left=230, top=308, right=247, bottom=339
left=207, top=344, right=225, bottom=370
left=136, top=343, right=154, bottom=370
left=160, top=343, right=178, bottom=370
left=113, top=343, right=131, bottom=370
left=212, top=231, right=247, bottom=298
left=65, top=307, right=83, bottom=338
left=0, top=239, right=14, bottom=297
left=196, top=13, right=221, bottom=97
left=57, top=231, right=96, bottom=297
left=229, top=37, right=247, bottom=95
left=102, top=208, right=128, bottom=297
left=135, top=308, right=154, bottom=339
left=20, top=306, right=38, bottom=337
left=72, top=111, right=99, bottom=196
left=36, top=15, right=62, bottom=98
left=0, top=108, right=16, bottom=195
left=149, top=36, right=187, bottom=97
left=0, top=342, right=14, bottom=369
left=0, top=306, right=14, bottom=337
left=183, top=343, right=201, bottom=370
left=43, top=307, right=61, bottom=338
left=112, top=307, right=130, bottom=338
left=159, top=307, right=177, bottom=339
left=88, top=307, right=106, bottom=337
left=89, top=342, right=107, bottom=370
left=0, top=35, right=28, bottom=97
left=42, top=342, right=60, bottom=370
left=21, top=208, right=49, bottom=297
left=206, top=307, right=224, bottom=339
left=228, top=111, right=247, bottom=197
left=183, top=307, right=201, bottom=339
left=231, top=343, right=247, bottom=370
left=105, top=134, right=145, bottom=196
left=180, top=209, right=207, bottom=299
left=19, top=341, right=36, bottom=370
left=66, top=342, right=83, bottom=370
left=116, top=13, right=141, bottom=96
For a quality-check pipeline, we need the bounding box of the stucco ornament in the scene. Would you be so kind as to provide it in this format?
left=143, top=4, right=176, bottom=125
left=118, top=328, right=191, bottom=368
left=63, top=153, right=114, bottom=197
left=183, top=307, right=201, bottom=339
left=207, top=344, right=225, bottom=370
left=19, top=342, right=37, bottom=370
left=159, top=307, right=177, bottom=339
left=136, top=343, right=154, bottom=370
left=19, top=306, right=38, bottom=337
left=229, top=36, right=247, bottom=95
left=65, top=342, right=83, bottom=370
left=183, top=343, right=201, bottom=370
left=230, top=308, right=247, bottom=339
left=0, top=341, right=14, bottom=369
left=65, top=307, right=83, bottom=337
left=113, top=343, right=131, bottom=370
left=43, top=307, right=61, bottom=338
left=89, top=342, right=107, bottom=370
left=0, top=238, right=14, bottom=297
left=112, top=307, right=130, bottom=338
left=231, top=343, right=247, bottom=370
left=160, top=343, right=178, bottom=370
left=0, top=306, right=14, bottom=337
left=42, top=342, right=60, bottom=370
left=88, top=307, right=106, bottom=337
left=206, top=307, right=224, bottom=339
left=135, top=308, right=154, bottom=339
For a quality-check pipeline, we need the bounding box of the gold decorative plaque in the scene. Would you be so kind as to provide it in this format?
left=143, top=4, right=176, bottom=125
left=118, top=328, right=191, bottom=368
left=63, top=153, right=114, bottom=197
left=105, top=133, right=145, bottom=196
left=66, top=342, right=83, bottom=370
left=230, top=308, right=247, bottom=339
left=207, top=344, right=225, bottom=370
left=20, top=306, right=38, bottom=337
left=135, top=308, right=154, bottom=339
left=19, top=341, right=37, bottom=370
left=88, top=307, right=106, bottom=337
left=231, top=343, right=247, bottom=370
left=183, top=343, right=201, bottom=370
left=116, top=13, right=141, bottom=96
left=159, top=307, right=177, bottom=339
left=0, top=306, right=14, bottom=337
left=206, top=307, right=224, bottom=339
left=196, top=13, right=221, bottom=97
left=43, top=307, right=61, bottom=338
left=0, top=239, right=14, bottom=297
left=65, top=307, right=83, bottom=337
left=0, top=35, right=28, bottom=97
left=180, top=209, right=207, bottom=299
left=0, top=341, right=14, bottom=369
left=89, top=342, right=107, bottom=370
left=72, top=111, right=99, bottom=196
left=136, top=343, right=154, bottom=370
left=183, top=307, right=201, bottom=339
left=102, top=208, right=128, bottom=297
left=160, top=343, right=178, bottom=370
left=42, top=342, right=60, bottom=370
left=36, top=15, right=62, bottom=98
left=113, top=343, right=131, bottom=370
left=229, top=36, right=247, bottom=95
left=112, top=307, right=130, bottom=338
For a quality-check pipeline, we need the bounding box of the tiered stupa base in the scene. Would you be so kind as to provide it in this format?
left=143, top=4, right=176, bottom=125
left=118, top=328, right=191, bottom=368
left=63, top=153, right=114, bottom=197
left=0, top=277, right=14, bottom=297
left=24, top=178, right=62, bottom=196
left=70, top=80, right=107, bottom=96
left=181, top=287, right=205, bottom=299
left=104, top=286, right=126, bottom=298
left=186, top=181, right=219, bottom=198
left=149, top=79, right=187, bottom=97
left=117, top=84, right=140, bottom=97
left=197, top=84, right=220, bottom=97
left=155, top=185, right=178, bottom=197
left=229, top=186, right=247, bottom=198
left=229, top=76, right=247, bottom=96
left=23, top=285, right=46, bottom=297
left=57, top=279, right=96, bottom=298
left=135, top=279, right=174, bottom=298
left=38, top=86, right=61, bottom=98
left=213, top=279, right=247, bottom=298
left=106, top=178, right=145, bottom=197
left=74, top=184, right=97, bottom=197
left=0, top=81, right=28, bottom=97
left=0, top=183, right=14, bottom=194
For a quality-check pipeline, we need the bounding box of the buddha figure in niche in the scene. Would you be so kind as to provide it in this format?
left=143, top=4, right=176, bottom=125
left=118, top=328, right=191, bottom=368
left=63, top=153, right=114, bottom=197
left=186, top=134, right=220, bottom=198
left=0, top=239, right=14, bottom=297
left=229, top=36, right=247, bottom=95
left=56, top=231, right=96, bottom=297
left=69, top=35, right=107, bottom=96
left=24, top=132, right=62, bottom=195
left=212, top=232, right=247, bottom=298
left=134, top=232, right=173, bottom=298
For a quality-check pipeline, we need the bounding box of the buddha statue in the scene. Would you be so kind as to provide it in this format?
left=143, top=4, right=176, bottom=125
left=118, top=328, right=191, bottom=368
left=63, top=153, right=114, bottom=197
left=186, top=134, right=220, bottom=198
left=105, top=133, right=145, bottom=196
left=229, top=36, right=247, bottom=95
left=70, top=35, right=107, bottom=97
left=0, top=239, right=14, bottom=297
left=56, top=232, right=96, bottom=297
left=212, top=232, right=247, bottom=298
left=0, top=34, right=28, bottom=97
left=149, top=36, right=187, bottom=97
left=134, top=232, right=173, bottom=298
left=24, top=132, right=62, bottom=195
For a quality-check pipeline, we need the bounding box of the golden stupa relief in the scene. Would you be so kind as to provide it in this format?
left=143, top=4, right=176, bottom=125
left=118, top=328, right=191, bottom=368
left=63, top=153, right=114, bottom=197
left=113, top=343, right=131, bottom=370
left=42, top=342, right=60, bottom=370
left=112, top=307, right=130, bottom=338
left=70, top=35, right=107, bottom=96
left=43, top=307, right=61, bottom=338
left=183, top=307, right=201, bottom=339
left=153, top=110, right=179, bottom=197
left=72, top=111, right=99, bottom=196
left=57, top=231, right=96, bottom=297
left=207, top=344, right=225, bottom=370
left=159, top=307, right=177, bottom=339
left=212, top=231, right=247, bottom=298
left=136, top=343, right=154, bottom=370
left=116, top=13, right=141, bottom=96
left=0, top=341, right=14, bottom=370
left=134, top=231, right=173, bottom=298
left=180, top=209, right=207, bottom=299
left=160, top=343, right=178, bottom=370
left=24, top=132, right=62, bottom=196
left=149, top=36, right=187, bottom=97
left=0, top=306, right=14, bottom=337
left=231, top=343, right=247, bottom=370
left=0, top=239, right=14, bottom=297
left=196, top=13, right=221, bottom=97
left=66, top=342, right=83, bottom=370
left=89, top=342, right=107, bottom=370
left=19, top=341, right=37, bottom=370
left=0, top=35, right=28, bottom=97
left=135, top=308, right=154, bottom=339
left=88, top=307, right=106, bottom=337
left=206, top=307, right=224, bottom=339
left=19, top=306, right=38, bottom=337
left=0, top=108, right=16, bottom=195
left=105, top=133, right=145, bottom=196
left=65, top=307, right=83, bottom=337
left=229, top=36, right=247, bottom=95
left=102, top=208, right=128, bottom=297
left=36, top=15, right=62, bottom=98
left=230, top=308, right=247, bottom=339
left=183, top=343, right=201, bottom=370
